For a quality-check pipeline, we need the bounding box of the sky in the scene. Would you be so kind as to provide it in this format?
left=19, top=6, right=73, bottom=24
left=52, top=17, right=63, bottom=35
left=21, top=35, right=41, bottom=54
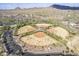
left=0, top=3, right=79, bottom=9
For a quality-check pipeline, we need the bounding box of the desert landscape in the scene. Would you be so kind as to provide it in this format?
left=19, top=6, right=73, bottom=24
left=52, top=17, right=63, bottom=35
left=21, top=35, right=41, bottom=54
left=0, top=3, right=79, bottom=56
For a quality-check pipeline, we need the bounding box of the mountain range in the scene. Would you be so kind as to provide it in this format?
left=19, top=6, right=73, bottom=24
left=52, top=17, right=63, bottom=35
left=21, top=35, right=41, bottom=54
left=50, top=4, right=79, bottom=10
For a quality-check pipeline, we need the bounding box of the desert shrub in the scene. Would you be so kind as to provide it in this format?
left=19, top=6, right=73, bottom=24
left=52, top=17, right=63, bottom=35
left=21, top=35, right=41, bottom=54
left=20, top=31, right=36, bottom=37
left=0, top=26, right=4, bottom=38
left=0, top=18, right=16, bottom=25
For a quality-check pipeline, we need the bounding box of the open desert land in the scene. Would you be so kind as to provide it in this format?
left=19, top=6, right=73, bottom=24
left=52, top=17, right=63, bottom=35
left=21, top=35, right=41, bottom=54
left=0, top=4, right=79, bottom=55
